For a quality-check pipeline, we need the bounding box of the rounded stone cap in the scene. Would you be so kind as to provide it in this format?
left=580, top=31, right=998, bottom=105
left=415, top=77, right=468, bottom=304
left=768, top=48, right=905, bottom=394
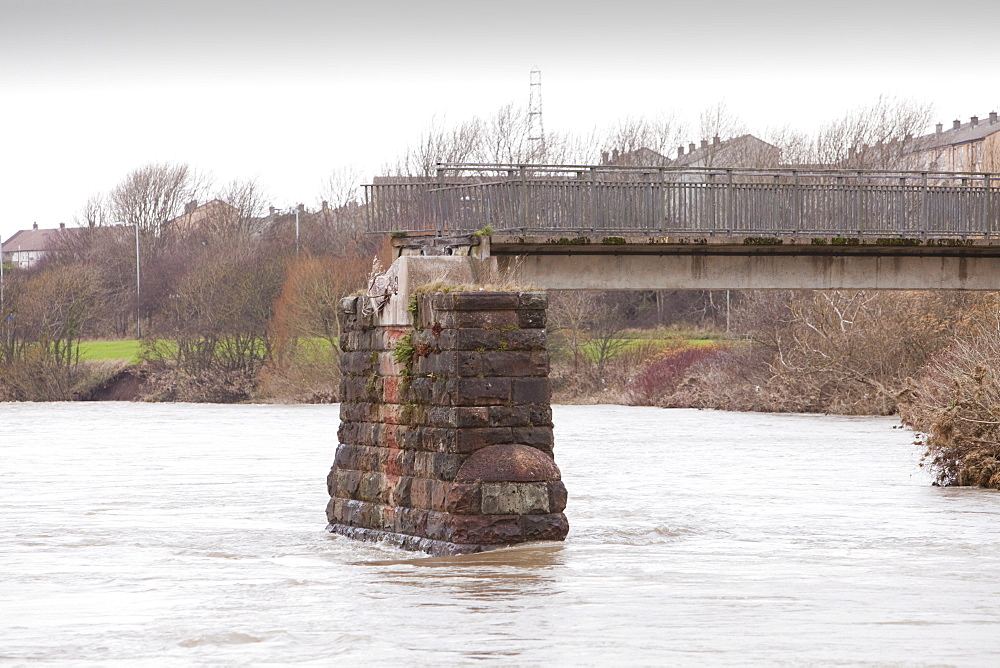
left=455, top=444, right=561, bottom=483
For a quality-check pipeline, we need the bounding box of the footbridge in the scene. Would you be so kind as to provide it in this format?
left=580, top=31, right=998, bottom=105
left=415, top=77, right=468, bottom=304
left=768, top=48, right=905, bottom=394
left=370, top=163, right=1000, bottom=290
left=326, top=162, right=1000, bottom=557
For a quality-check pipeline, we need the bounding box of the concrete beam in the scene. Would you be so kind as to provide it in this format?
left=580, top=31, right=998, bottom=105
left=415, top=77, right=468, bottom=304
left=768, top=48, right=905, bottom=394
left=491, top=238, right=1000, bottom=291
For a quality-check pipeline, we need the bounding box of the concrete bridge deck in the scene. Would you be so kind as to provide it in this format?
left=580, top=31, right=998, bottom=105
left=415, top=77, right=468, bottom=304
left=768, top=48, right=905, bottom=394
left=489, top=234, right=1000, bottom=291
left=374, top=163, right=1000, bottom=291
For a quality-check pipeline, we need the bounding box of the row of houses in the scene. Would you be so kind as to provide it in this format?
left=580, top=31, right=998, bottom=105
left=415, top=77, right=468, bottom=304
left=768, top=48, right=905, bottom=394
left=603, top=111, right=1000, bottom=173
left=5, top=111, right=999, bottom=268
left=0, top=200, right=319, bottom=270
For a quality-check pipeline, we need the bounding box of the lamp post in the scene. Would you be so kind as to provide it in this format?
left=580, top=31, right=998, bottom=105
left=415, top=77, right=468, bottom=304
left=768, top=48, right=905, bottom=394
left=271, top=205, right=301, bottom=254
left=113, top=222, right=141, bottom=339
left=0, top=234, right=5, bottom=319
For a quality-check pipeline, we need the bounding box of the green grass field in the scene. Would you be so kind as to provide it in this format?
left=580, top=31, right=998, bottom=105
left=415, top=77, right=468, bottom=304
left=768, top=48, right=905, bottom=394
left=78, top=340, right=143, bottom=363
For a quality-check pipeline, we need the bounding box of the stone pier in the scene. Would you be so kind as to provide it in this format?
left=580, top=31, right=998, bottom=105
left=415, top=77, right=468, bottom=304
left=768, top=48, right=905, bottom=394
left=327, top=280, right=568, bottom=555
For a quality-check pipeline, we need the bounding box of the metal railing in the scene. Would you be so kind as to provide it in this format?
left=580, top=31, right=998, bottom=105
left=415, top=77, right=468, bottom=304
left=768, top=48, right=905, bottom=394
left=366, top=163, right=999, bottom=239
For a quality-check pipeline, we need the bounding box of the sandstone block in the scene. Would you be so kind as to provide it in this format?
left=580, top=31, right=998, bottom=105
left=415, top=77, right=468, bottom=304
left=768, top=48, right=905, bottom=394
left=481, top=482, right=551, bottom=515
left=449, top=514, right=523, bottom=545
left=518, top=292, right=547, bottom=309
left=521, top=513, right=570, bottom=541
left=512, top=378, right=551, bottom=404
left=453, top=377, right=512, bottom=406
left=409, top=478, right=432, bottom=509
left=548, top=482, right=568, bottom=513
left=450, top=292, right=520, bottom=311
left=483, top=351, right=548, bottom=377
left=445, top=483, right=482, bottom=515
left=501, top=329, right=546, bottom=351
left=512, top=426, right=554, bottom=449
left=453, top=427, right=514, bottom=454
left=455, top=309, right=518, bottom=329
left=336, top=470, right=362, bottom=499
left=517, top=309, right=546, bottom=329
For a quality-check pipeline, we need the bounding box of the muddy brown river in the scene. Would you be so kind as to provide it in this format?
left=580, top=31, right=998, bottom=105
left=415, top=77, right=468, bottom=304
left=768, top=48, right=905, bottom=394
left=2, top=402, right=999, bottom=665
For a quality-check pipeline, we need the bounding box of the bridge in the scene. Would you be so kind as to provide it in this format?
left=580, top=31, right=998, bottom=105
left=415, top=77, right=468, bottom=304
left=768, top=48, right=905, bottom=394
left=327, top=162, right=1000, bottom=557
left=369, top=163, right=1000, bottom=290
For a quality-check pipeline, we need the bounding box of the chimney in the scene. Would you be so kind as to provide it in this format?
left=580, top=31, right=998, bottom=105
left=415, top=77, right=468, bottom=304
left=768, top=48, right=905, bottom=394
left=936, top=123, right=943, bottom=134
left=905, top=133, right=913, bottom=140
left=184, top=199, right=198, bottom=214
left=297, top=203, right=305, bottom=213
left=601, top=150, right=609, bottom=164
left=991, top=111, right=998, bottom=124
left=321, top=200, right=329, bottom=212
left=32, top=222, right=38, bottom=230
left=677, top=146, right=685, bottom=157
left=59, top=222, right=65, bottom=230
left=269, top=206, right=276, bottom=216
left=713, top=135, right=721, bottom=147
left=971, top=116, right=979, bottom=127
left=700, top=139, right=709, bottom=149
left=953, top=119, right=961, bottom=131
left=612, top=148, right=620, bottom=162
left=688, top=142, right=696, bottom=153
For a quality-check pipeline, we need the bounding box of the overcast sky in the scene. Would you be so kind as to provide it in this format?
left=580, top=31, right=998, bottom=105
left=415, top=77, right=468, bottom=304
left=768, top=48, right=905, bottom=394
left=1, top=0, right=998, bottom=243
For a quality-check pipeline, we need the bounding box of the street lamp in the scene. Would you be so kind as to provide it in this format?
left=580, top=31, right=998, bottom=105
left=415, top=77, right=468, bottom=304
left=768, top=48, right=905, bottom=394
left=0, top=234, right=5, bottom=319
left=271, top=205, right=301, bottom=254
left=112, top=222, right=141, bottom=339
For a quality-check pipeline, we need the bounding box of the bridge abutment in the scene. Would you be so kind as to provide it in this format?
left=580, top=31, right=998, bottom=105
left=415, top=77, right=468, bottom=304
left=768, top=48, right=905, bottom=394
left=328, top=273, right=567, bottom=555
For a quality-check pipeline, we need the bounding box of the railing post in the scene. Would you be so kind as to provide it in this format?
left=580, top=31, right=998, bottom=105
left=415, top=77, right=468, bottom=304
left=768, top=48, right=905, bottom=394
left=519, top=165, right=528, bottom=235
left=836, top=175, right=844, bottom=236
left=857, top=170, right=865, bottom=237
left=961, top=176, right=969, bottom=239
left=707, top=171, right=716, bottom=235
left=726, top=169, right=734, bottom=235
left=773, top=173, right=781, bottom=233
left=364, top=185, right=373, bottom=232
left=436, top=168, right=446, bottom=237
left=792, top=169, right=800, bottom=236
left=658, top=169, right=666, bottom=234
left=589, top=167, right=597, bottom=234
left=987, top=172, right=994, bottom=240
left=921, top=172, right=928, bottom=238
left=898, top=176, right=906, bottom=236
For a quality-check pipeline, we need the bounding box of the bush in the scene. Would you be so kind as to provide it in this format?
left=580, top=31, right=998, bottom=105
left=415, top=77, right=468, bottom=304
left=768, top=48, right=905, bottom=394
left=626, top=344, right=724, bottom=406
left=899, top=326, right=1000, bottom=489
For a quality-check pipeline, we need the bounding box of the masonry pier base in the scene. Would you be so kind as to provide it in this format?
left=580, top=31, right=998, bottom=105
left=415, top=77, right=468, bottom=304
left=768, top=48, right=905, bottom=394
left=327, top=257, right=568, bottom=555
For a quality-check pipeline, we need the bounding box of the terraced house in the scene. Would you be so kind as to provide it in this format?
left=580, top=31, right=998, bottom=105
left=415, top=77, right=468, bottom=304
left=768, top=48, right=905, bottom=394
left=905, top=112, right=1000, bottom=173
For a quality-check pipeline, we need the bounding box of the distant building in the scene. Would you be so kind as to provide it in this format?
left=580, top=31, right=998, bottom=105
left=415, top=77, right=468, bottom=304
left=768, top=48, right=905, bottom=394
left=1, top=222, right=69, bottom=269
left=600, top=135, right=780, bottom=171
left=600, top=147, right=672, bottom=167
left=164, top=199, right=240, bottom=236
left=903, top=112, right=1000, bottom=172
left=672, top=134, right=780, bottom=169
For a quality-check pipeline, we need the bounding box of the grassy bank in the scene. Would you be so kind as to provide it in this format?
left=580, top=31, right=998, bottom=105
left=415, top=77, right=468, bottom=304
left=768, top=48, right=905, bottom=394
left=78, top=340, right=143, bottom=363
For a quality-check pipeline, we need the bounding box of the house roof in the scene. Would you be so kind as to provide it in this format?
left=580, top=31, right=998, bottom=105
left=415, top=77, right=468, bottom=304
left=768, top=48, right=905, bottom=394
left=672, top=134, right=779, bottom=168
left=907, top=114, right=1000, bottom=153
left=1, top=227, right=66, bottom=252
left=602, top=147, right=671, bottom=167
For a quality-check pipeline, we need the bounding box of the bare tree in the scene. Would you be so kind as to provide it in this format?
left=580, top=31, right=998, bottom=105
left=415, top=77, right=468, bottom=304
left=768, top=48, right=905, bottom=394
left=699, top=101, right=747, bottom=147
left=598, top=114, right=686, bottom=165
left=812, top=95, right=933, bottom=169
left=194, top=179, right=269, bottom=240
left=108, top=162, right=209, bottom=236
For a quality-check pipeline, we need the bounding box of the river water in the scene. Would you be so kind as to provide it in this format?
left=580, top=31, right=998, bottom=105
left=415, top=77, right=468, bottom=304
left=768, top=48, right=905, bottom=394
left=2, top=402, right=999, bottom=666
